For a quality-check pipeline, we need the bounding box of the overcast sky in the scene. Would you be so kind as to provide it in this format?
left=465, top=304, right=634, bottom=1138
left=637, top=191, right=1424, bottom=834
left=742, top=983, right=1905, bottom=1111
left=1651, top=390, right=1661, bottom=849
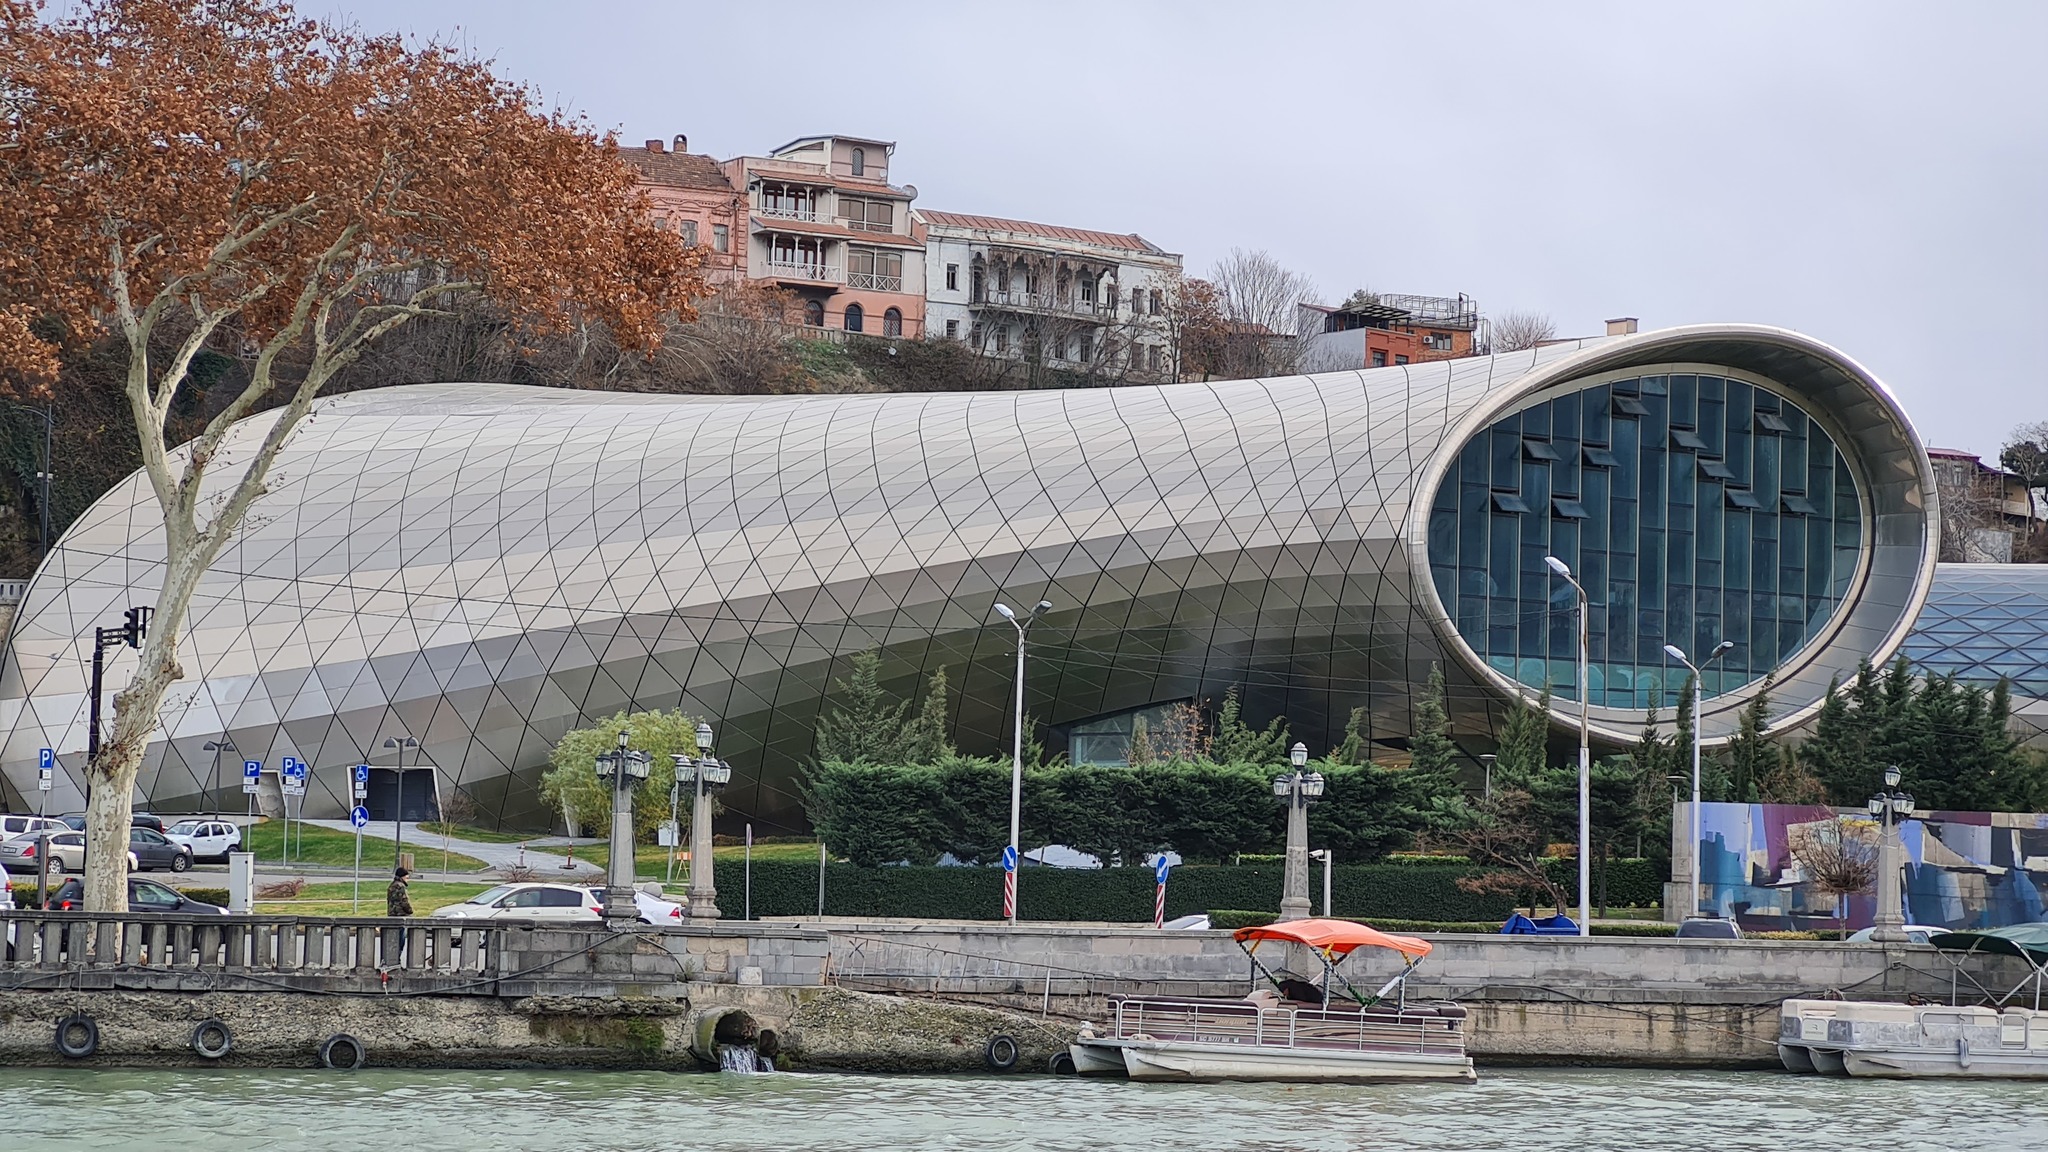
left=328, top=0, right=2048, bottom=459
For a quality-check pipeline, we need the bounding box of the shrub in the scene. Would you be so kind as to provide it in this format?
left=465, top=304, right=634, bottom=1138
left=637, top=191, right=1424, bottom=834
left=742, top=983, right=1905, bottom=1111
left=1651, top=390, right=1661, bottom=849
left=254, top=877, right=305, bottom=899
left=180, top=886, right=232, bottom=905
left=1207, top=909, right=1276, bottom=930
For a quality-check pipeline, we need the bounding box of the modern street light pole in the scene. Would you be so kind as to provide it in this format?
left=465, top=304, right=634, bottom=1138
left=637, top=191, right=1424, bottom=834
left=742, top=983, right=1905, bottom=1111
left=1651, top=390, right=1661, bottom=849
left=994, top=598, right=1051, bottom=923
left=202, top=736, right=235, bottom=818
left=383, top=735, right=418, bottom=868
left=675, top=721, right=730, bottom=921
left=1869, top=765, right=1915, bottom=943
left=1543, top=556, right=1591, bottom=937
left=1661, top=640, right=1735, bottom=919
left=1274, top=742, right=1325, bottom=922
left=7, top=402, right=53, bottom=561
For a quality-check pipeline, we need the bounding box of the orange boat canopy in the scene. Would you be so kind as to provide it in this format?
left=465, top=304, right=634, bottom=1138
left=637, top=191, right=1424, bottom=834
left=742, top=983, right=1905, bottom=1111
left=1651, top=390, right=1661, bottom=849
left=1232, top=918, right=1433, bottom=961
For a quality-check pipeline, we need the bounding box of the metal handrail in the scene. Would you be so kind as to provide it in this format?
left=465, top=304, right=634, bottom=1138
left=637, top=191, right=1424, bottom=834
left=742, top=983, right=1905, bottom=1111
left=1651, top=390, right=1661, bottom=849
left=1109, top=993, right=1463, bottom=1055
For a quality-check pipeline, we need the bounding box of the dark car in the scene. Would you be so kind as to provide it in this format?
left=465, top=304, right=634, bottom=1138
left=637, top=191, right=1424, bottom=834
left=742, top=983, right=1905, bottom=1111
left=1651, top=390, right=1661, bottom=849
left=130, top=813, right=168, bottom=834
left=43, top=875, right=227, bottom=914
left=56, top=814, right=86, bottom=832
left=127, top=826, right=193, bottom=872
left=1674, top=917, right=1742, bottom=940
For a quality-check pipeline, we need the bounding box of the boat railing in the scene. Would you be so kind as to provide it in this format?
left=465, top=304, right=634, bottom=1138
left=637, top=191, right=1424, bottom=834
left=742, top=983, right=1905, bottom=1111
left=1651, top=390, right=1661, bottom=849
left=1109, top=994, right=1465, bottom=1056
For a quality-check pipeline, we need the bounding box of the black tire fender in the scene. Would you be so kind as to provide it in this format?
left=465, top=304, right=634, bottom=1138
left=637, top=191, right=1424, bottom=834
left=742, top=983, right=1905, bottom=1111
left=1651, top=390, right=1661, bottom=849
left=54, top=1012, right=98, bottom=1060
left=319, top=1032, right=366, bottom=1071
left=984, top=1033, right=1020, bottom=1072
left=191, top=1018, right=233, bottom=1060
left=1048, top=1050, right=1077, bottom=1075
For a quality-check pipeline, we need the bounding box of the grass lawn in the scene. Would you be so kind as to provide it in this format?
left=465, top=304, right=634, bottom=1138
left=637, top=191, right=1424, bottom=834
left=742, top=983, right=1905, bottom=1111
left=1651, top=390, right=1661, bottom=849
left=414, top=821, right=541, bottom=844
left=252, top=880, right=493, bottom=916
left=566, top=839, right=822, bottom=877
left=240, top=820, right=488, bottom=872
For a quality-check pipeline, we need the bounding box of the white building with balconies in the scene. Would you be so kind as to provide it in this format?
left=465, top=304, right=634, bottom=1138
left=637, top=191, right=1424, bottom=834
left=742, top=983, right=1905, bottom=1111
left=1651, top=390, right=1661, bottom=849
left=917, top=211, right=1182, bottom=380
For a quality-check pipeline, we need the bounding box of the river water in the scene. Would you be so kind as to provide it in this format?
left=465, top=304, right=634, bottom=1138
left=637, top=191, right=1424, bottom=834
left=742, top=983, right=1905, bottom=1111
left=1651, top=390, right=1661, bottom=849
left=7, top=1066, right=2046, bottom=1150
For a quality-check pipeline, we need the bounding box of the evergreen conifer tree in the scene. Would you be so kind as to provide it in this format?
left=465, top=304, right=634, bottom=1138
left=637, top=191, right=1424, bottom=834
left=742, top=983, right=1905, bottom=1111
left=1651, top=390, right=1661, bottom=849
left=812, top=650, right=909, bottom=763
left=896, top=665, right=956, bottom=765
left=1210, top=685, right=1291, bottom=764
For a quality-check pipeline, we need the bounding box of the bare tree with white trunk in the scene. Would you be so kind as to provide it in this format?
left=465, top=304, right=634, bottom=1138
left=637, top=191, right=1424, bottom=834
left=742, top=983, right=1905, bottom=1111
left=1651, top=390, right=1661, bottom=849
left=1492, top=310, right=1559, bottom=352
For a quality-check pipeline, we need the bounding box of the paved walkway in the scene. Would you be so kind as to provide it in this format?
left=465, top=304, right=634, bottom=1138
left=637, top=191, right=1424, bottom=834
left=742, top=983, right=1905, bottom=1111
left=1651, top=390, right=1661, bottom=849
left=297, top=819, right=605, bottom=878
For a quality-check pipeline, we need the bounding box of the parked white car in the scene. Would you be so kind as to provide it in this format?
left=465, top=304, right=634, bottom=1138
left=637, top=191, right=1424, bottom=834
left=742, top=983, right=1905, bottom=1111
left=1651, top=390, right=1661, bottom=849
left=431, top=883, right=603, bottom=923
left=0, top=814, right=67, bottom=841
left=166, top=819, right=243, bottom=862
left=1845, top=924, right=1945, bottom=945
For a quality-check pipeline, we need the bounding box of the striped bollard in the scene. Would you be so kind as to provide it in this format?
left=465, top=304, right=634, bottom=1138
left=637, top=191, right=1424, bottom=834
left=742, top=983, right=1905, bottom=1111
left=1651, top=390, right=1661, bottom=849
left=1153, top=856, right=1171, bottom=929
left=1002, top=844, right=1018, bottom=921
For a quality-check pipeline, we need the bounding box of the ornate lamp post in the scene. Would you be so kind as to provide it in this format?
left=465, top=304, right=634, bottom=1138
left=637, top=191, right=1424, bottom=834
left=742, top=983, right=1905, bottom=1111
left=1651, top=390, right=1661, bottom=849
left=1869, top=765, right=1915, bottom=943
left=594, top=730, right=650, bottom=927
left=1274, top=742, right=1324, bottom=922
left=1661, top=640, right=1735, bottom=919
left=673, top=721, right=731, bottom=921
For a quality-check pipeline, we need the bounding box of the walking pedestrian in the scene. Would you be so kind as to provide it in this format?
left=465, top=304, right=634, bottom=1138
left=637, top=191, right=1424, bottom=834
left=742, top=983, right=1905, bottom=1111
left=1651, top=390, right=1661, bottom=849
left=386, top=866, right=414, bottom=917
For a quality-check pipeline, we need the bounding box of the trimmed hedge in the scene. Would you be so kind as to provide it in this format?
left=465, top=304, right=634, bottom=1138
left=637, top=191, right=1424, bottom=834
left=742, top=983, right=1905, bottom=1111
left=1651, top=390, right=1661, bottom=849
left=720, top=858, right=1663, bottom=923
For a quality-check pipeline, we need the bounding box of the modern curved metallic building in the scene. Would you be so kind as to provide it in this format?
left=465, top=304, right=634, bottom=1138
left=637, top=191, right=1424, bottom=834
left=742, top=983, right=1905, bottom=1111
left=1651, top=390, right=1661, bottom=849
left=0, top=325, right=1941, bottom=831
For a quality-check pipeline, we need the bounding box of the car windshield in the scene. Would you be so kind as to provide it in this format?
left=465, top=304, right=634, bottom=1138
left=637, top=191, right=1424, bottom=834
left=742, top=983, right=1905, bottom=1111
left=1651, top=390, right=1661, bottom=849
left=467, top=885, right=516, bottom=905
left=168, top=821, right=205, bottom=835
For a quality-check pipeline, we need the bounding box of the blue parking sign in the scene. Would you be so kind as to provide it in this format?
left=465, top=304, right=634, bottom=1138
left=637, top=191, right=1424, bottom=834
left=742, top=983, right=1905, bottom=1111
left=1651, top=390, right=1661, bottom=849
left=243, top=759, right=261, bottom=780
left=39, top=748, right=53, bottom=771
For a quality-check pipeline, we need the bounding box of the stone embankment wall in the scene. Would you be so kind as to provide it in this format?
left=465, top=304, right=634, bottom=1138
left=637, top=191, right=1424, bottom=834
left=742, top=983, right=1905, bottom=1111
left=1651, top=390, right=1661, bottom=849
left=0, top=984, right=1068, bottom=1072
left=811, top=921, right=2021, bottom=1067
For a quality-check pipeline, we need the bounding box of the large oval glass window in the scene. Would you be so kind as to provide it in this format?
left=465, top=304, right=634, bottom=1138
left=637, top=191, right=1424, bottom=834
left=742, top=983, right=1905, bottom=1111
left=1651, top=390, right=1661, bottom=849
left=1425, top=372, right=1863, bottom=708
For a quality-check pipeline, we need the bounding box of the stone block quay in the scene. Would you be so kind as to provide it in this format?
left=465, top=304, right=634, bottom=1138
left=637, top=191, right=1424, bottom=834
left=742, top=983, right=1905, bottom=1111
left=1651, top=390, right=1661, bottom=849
left=2, top=912, right=2014, bottom=1071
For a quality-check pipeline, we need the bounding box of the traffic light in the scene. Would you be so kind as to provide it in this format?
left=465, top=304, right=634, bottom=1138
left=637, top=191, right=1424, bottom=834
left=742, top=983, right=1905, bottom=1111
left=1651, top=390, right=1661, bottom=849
left=121, top=605, right=151, bottom=648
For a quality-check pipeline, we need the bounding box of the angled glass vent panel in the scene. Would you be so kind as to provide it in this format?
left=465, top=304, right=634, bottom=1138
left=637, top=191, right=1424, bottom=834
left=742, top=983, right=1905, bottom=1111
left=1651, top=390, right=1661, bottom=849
left=1491, top=492, right=1532, bottom=514
left=1698, top=458, right=1735, bottom=480
left=1670, top=428, right=1708, bottom=452
left=1583, top=445, right=1619, bottom=468
left=1755, top=411, right=1791, bottom=433
left=1612, top=395, right=1649, bottom=417
left=1782, top=494, right=1819, bottom=516
left=1725, top=488, right=1762, bottom=510
left=1552, top=497, right=1590, bottom=520
left=1522, top=438, right=1559, bottom=461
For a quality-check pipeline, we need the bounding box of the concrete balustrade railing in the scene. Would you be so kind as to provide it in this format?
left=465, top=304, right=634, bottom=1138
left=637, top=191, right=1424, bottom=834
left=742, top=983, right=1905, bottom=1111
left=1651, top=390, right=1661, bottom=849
left=1, top=912, right=501, bottom=989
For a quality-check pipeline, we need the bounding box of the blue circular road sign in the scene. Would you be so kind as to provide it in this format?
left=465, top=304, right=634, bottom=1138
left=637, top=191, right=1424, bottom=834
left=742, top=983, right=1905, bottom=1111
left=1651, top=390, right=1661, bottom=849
left=1001, top=845, right=1018, bottom=872
left=349, top=805, right=369, bottom=829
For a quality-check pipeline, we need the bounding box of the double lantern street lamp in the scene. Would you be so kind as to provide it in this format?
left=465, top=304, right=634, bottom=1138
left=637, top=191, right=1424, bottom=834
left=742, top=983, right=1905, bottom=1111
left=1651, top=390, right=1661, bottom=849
left=1541, top=556, right=1592, bottom=937
left=593, top=730, right=651, bottom=926
left=1662, top=640, right=1735, bottom=919
left=1274, top=742, right=1325, bottom=922
left=673, top=722, right=732, bottom=922
left=1869, top=765, right=1915, bottom=943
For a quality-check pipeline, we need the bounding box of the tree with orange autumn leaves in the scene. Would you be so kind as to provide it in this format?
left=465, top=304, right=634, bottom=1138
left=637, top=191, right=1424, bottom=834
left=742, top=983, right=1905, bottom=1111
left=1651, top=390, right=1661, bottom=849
left=0, top=0, right=708, bottom=909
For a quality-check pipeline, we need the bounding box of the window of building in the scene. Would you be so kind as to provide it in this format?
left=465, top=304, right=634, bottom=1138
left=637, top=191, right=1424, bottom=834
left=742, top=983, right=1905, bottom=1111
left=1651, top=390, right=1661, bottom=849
left=945, top=319, right=959, bottom=339
left=996, top=264, right=1011, bottom=292
left=848, top=248, right=904, bottom=290
left=845, top=303, right=864, bottom=333
left=1148, top=345, right=1161, bottom=371
left=995, top=327, right=1009, bottom=354
left=1026, top=267, right=1039, bottom=295
left=1147, top=290, right=1161, bottom=316
left=712, top=224, right=729, bottom=253
left=884, top=307, right=903, bottom=337
left=679, top=220, right=698, bottom=246
left=946, top=263, right=958, bottom=291
left=838, top=197, right=894, bottom=233
left=1105, top=284, right=1119, bottom=312
left=850, top=147, right=865, bottom=176
left=803, top=299, right=824, bottom=327
left=1426, top=372, right=1864, bottom=711
left=1371, top=350, right=1388, bottom=368
left=1395, top=354, right=1410, bottom=366
left=1078, top=273, right=1095, bottom=304
left=1078, top=332, right=1093, bottom=362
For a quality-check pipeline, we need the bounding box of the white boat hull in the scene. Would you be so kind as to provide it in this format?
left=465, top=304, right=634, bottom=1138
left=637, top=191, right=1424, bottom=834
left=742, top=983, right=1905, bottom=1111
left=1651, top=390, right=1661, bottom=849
left=1843, top=1048, right=2048, bottom=1079
left=1069, top=1040, right=1130, bottom=1076
left=1120, top=1039, right=1476, bottom=1084
left=1779, top=998, right=2048, bottom=1079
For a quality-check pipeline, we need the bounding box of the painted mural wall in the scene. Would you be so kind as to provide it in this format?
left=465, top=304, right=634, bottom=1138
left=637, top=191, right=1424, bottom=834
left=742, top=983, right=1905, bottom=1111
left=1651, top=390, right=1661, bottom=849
left=1697, top=802, right=2048, bottom=931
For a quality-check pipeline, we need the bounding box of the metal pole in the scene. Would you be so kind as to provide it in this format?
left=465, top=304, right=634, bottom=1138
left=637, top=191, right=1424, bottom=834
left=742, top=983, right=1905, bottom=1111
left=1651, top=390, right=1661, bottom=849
left=1575, top=579, right=1591, bottom=938
left=817, top=840, right=827, bottom=918
left=1007, top=619, right=1025, bottom=924
left=1690, top=670, right=1704, bottom=916
left=37, top=404, right=51, bottom=561
left=666, top=778, right=680, bottom=885
left=605, top=733, right=637, bottom=926
left=745, top=823, right=753, bottom=921
left=352, top=822, right=362, bottom=914
left=1322, top=849, right=1333, bottom=918
left=394, top=741, right=405, bottom=870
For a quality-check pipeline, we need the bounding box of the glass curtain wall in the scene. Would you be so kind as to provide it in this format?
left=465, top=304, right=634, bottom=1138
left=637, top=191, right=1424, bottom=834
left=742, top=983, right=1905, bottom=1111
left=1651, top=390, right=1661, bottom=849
left=1426, top=372, right=1864, bottom=709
